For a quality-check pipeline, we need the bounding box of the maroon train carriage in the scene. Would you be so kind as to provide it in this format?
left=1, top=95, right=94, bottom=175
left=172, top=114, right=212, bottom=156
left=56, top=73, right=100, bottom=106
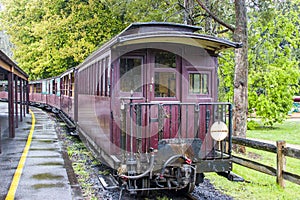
left=44, top=77, right=61, bottom=111
left=29, top=68, right=76, bottom=128
left=29, top=77, right=58, bottom=108
left=29, top=79, right=44, bottom=104
left=0, top=81, right=8, bottom=100
left=29, top=22, right=241, bottom=195
left=59, top=68, right=76, bottom=121
left=74, top=22, right=241, bottom=194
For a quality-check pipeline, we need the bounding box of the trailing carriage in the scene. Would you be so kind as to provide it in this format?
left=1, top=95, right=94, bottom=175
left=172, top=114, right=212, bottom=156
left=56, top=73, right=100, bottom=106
left=29, top=22, right=241, bottom=194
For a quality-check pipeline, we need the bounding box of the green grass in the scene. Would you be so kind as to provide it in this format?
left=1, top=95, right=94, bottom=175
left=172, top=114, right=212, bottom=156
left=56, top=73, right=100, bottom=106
left=64, top=135, right=101, bottom=199
left=206, top=119, right=300, bottom=200
left=206, top=164, right=300, bottom=200
left=247, top=120, right=300, bottom=145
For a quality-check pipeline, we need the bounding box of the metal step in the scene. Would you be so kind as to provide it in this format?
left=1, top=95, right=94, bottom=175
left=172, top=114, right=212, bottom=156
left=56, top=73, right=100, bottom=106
left=217, top=171, right=244, bottom=182
left=98, top=174, right=119, bottom=190
left=227, top=171, right=244, bottom=182
left=58, top=111, right=76, bottom=130
left=52, top=108, right=59, bottom=114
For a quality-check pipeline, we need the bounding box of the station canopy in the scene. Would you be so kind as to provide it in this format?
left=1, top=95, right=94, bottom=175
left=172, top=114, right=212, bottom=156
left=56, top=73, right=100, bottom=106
left=0, top=50, right=29, bottom=149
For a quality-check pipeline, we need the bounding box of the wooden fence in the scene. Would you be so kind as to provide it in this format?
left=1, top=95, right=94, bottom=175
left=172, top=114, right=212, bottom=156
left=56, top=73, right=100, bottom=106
left=232, top=137, right=300, bottom=188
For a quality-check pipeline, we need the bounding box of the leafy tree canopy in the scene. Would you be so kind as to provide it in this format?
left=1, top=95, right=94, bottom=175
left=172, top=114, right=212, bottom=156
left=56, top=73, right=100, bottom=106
left=0, top=0, right=236, bottom=79
left=248, top=1, right=300, bottom=126
left=0, top=0, right=124, bottom=79
left=219, top=0, right=300, bottom=126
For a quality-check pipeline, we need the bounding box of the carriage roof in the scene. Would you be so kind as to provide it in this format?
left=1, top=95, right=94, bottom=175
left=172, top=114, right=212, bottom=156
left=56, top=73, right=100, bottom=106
left=117, top=22, right=241, bottom=51
left=77, top=22, right=241, bottom=70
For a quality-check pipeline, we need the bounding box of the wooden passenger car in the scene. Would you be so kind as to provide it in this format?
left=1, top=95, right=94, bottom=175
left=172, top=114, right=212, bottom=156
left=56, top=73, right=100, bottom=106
left=30, top=22, right=241, bottom=193
left=29, top=68, right=75, bottom=121
left=74, top=22, right=240, bottom=192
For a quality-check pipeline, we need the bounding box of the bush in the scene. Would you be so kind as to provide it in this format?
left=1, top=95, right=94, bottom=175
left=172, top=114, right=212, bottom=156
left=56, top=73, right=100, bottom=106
left=247, top=120, right=259, bottom=130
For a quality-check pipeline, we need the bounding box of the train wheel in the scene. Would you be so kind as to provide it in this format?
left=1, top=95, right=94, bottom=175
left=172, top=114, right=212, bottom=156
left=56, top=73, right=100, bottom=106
left=138, top=178, right=150, bottom=197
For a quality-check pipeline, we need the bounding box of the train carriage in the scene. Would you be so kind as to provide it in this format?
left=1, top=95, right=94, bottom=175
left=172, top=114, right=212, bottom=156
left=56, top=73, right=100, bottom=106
left=29, top=68, right=76, bottom=128
left=29, top=22, right=241, bottom=194
left=45, top=77, right=61, bottom=109
left=29, top=80, right=46, bottom=104
left=60, top=68, right=75, bottom=119
left=74, top=22, right=240, bottom=194
left=0, top=81, right=8, bottom=100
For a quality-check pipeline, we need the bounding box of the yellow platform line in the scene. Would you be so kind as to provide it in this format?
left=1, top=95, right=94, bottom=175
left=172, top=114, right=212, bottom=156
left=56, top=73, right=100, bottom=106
left=6, top=109, right=35, bottom=200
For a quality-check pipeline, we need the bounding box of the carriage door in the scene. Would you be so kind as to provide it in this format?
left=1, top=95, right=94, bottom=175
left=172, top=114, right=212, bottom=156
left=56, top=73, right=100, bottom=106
left=113, top=56, right=145, bottom=152
left=146, top=50, right=181, bottom=147
left=148, top=50, right=180, bottom=102
left=119, top=56, right=144, bottom=100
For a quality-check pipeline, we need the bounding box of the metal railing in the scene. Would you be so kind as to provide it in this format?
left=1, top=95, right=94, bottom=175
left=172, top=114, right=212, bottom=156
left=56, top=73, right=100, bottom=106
left=120, top=102, right=232, bottom=160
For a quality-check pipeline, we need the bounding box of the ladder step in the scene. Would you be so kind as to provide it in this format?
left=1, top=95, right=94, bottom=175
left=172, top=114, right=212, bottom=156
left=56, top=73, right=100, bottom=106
left=98, top=174, right=119, bottom=190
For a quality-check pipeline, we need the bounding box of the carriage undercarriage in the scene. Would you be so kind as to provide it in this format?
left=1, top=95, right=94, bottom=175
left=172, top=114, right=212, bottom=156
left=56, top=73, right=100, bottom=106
left=96, top=150, right=232, bottom=196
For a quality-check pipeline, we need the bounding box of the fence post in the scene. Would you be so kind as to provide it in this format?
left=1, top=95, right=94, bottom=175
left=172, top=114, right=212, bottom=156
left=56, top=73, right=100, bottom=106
left=276, top=140, right=286, bottom=188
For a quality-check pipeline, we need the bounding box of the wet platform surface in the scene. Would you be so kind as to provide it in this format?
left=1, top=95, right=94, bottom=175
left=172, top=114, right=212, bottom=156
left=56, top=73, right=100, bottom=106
left=0, top=102, right=78, bottom=199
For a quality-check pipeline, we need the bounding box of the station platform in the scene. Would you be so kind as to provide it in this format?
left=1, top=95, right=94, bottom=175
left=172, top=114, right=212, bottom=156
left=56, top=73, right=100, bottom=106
left=0, top=102, right=82, bottom=200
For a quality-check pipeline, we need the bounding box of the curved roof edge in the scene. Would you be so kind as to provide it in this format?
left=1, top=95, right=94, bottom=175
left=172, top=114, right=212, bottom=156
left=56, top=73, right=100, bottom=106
left=116, top=22, right=241, bottom=50
left=77, top=22, right=242, bottom=69
left=117, top=31, right=241, bottom=51
left=121, top=22, right=203, bottom=34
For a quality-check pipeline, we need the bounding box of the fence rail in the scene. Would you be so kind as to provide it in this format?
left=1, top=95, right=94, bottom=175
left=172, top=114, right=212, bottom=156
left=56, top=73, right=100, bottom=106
left=232, top=137, right=300, bottom=188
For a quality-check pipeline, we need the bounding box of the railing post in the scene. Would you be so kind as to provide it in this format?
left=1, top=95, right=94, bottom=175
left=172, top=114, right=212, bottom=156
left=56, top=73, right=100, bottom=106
left=276, top=140, right=286, bottom=188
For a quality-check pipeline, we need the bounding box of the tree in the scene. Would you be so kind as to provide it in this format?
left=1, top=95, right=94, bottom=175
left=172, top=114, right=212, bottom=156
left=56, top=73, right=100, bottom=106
left=219, top=0, right=300, bottom=126
left=232, top=0, right=248, bottom=153
left=0, top=0, right=123, bottom=79
left=247, top=1, right=300, bottom=126
left=196, top=0, right=248, bottom=153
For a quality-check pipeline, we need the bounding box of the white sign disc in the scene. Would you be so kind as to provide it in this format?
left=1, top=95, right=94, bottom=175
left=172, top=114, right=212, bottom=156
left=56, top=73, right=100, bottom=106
left=210, top=121, right=228, bottom=141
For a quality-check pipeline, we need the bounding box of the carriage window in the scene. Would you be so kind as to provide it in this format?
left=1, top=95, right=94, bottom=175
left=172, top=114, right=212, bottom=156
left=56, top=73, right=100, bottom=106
left=105, top=57, right=110, bottom=96
left=101, top=59, right=105, bottom=95
left=42, top=81, right=47, bottom=94
left=70, top=73, right=75, bottom=97
left=97, top=60, right=101, bottom=96
left=52, top=80, right=56, bottom=95
left=56, top=79, right=61, bottom=96
left=155, top=72, right=176, bottom=97
left=189, top=73, right=208, bottom=94
left=36, top=83, right=42, bottom=93
left=155, top=52, right=176, bottom=68
left=120, top=57, right=142, bottom=92
left=154, top=51, right=177, bottom=98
